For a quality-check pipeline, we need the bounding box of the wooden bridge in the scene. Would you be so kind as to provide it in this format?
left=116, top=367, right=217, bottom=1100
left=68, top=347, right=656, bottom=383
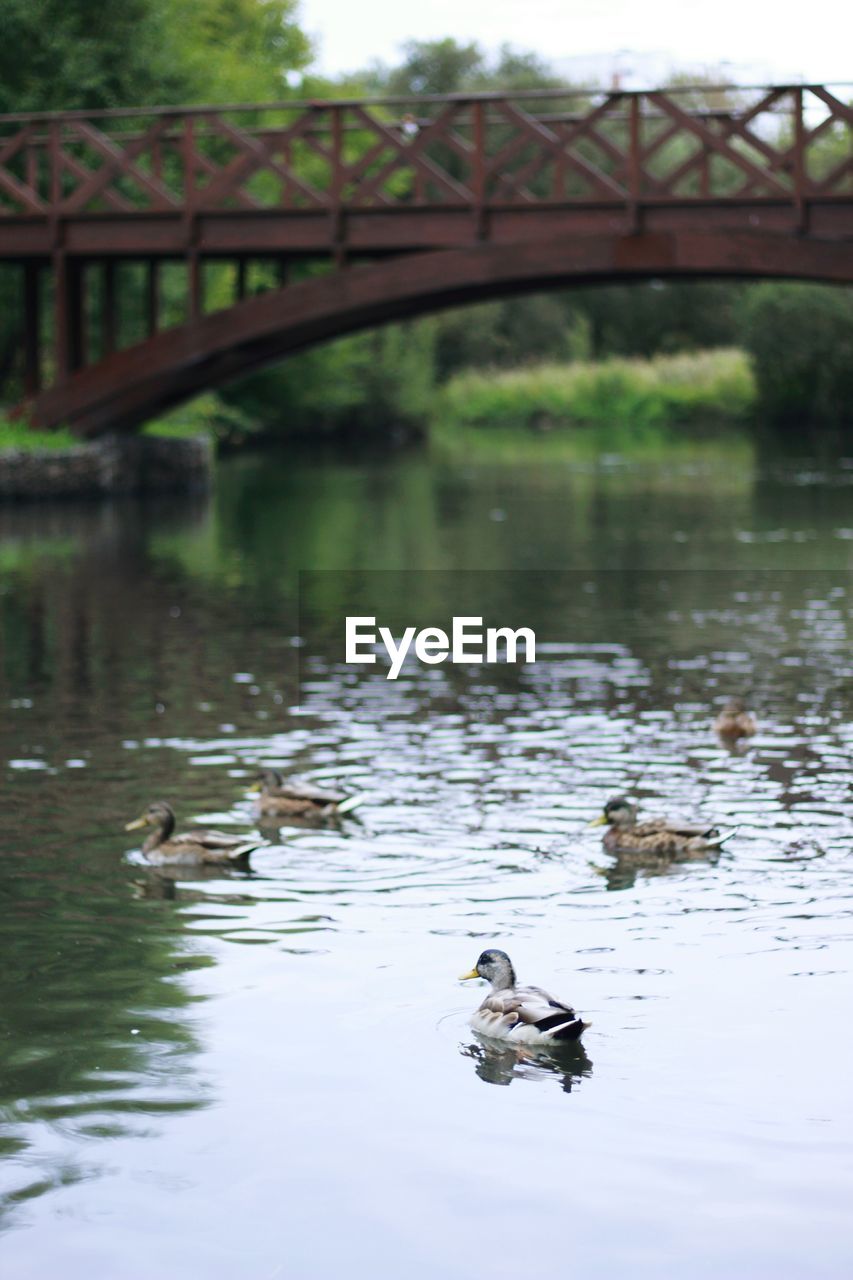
left=1, top=83, right=852, bottom=435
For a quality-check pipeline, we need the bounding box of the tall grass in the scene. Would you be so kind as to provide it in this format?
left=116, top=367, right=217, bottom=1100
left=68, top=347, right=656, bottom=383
left=437, top=348, right=755, bottom=431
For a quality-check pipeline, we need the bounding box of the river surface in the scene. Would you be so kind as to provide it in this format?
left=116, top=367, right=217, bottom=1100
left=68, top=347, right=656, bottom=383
left=0, top=432, right=852, bottom=1278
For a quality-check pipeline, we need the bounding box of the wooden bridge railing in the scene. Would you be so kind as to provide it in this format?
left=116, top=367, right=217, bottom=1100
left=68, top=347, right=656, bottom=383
left=0, top=83, right=851, bottom=224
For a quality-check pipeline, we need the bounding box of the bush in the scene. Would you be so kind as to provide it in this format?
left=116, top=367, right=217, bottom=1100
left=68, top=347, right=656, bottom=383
left=740, top=284, right=853, bottom=427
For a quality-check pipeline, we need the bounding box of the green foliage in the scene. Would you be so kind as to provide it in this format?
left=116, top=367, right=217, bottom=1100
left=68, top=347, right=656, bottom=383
left=0, top=0, right=311, bottom=113
left=161, top=0, right=311, bottom=103
left=0, top=0, right=177, bottom=112
left=740, top=284, right=853, bottom=426
left=438, top=349, right=755, bottom=431
left=222, top=320, right=437, bottom=439
left=143, top=391, right=253, bottom=444
left=0, top=414, right=77, bottom=450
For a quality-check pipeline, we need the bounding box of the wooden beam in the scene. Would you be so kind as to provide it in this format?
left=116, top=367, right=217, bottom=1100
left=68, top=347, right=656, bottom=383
left=102, top=260, right=117, bottom=357
left=22, top=259, right=41, bottom=396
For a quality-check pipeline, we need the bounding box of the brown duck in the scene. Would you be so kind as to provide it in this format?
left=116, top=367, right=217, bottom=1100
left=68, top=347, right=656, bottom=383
left=125, top=801, right=263, bottom=867
left=249, top=769, right=362, bottom=820
left=714, top=697, right=757, bottom=740
left=589, top=796, right=736, bottom=857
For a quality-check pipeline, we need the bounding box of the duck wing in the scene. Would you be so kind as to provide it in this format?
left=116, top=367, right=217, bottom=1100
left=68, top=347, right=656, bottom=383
left=479, top=985, right=588, bottom=1042
left=274, top=780, right=348, bottom=806
left=172, top=829, right=262, bottom=863
left=630, top=819, right=735, bottom=852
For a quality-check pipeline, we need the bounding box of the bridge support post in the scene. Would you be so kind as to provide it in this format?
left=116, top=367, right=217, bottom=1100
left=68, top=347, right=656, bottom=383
left=102, top=261, right=117, bottom=358
left=67, top=260, right=86, bottom=372
left=52, top=251, right=71, bottom=385
left=236, top=257, right=248, bottom=301
left=22, top=260, right=41, bottom=397
left=146, top=260, right=160, bottom=338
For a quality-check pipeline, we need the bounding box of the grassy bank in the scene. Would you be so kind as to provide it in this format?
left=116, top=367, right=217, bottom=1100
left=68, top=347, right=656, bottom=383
left=0, top=416, right=79, bottom=451
left=0, top=402, right=220, bottom=453
left=437, top=348, right=755, bottom=432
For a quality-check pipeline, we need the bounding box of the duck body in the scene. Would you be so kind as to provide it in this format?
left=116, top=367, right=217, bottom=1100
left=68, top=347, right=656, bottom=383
left=714, top=697, right=757, bottom=740
left=592, top=796, right=735, bottom=857
left=125, top=801, right=262, bottom=867
left=251, top=769, right=358, bottom=820
left=460, top=949, right=589, bottom=1045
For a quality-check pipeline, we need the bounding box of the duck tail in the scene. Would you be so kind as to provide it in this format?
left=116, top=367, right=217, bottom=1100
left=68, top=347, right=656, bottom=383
left=554, top=1018, right=590, bottom=1041
left=228, top=843, right=258, bottom=866
left=336, top=795, right=366, bottom=815
left=707, top=826, right=739, bottom=849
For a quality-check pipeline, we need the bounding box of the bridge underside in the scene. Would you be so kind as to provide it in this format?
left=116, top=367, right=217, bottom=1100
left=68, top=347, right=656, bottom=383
left=25, top=229, right=853, bottom=436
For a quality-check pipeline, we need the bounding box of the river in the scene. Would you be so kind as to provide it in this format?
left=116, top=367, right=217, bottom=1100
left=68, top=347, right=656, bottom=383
left=0, top=429, right=851, bottom=1278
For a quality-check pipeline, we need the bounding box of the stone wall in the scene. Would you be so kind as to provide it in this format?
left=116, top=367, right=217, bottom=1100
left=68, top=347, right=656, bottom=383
left=0, top=434, right=213, bottom=500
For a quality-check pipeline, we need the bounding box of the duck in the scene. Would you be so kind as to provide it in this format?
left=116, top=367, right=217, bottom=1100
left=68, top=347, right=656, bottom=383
left=459, top=949, right=589, bottom=1044
left=125, top=801, right=263, bottom=867
left=248, top=769, right=362, bottom=820
left=589, top=795, right=736, bottom=857
left=714, top=697, right=757, bottom=739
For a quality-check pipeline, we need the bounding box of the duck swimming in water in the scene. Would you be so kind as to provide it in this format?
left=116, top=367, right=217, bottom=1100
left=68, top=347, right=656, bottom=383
left=459, top=949, right=589, bottom=1044
left=714, top=697, right=757, bottom=740
left=125, top=801, right=263, bottom=867
left=249, top=769, right=362, bottom=820
left=589, top=796, right=736, bottom=857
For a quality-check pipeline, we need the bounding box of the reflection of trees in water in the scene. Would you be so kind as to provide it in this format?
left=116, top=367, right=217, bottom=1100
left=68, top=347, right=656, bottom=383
left=460, top=1036, right=592, bottom=1094
left=0, top=846, right=212, bottom=1223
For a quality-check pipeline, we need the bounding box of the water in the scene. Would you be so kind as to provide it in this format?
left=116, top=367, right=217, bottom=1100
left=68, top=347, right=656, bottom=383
left=1, top=435, right=852, bottom=1278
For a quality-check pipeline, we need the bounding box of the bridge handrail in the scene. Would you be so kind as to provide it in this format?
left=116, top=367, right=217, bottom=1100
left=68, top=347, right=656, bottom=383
left=0, top=82, right=850, bottom=126
left=0, top=83, right=850, bottom=220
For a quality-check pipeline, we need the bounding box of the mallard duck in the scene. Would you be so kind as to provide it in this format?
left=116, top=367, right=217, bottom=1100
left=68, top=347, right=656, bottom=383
left=248, top=769, right=362, bottom=820
left=125, top=801, right=262, bottom=867
left=459, top=949, right=589, bottom=1044
left=714, top=697, right=757, bottom=739
left=589, top=795, right=736, bottom=856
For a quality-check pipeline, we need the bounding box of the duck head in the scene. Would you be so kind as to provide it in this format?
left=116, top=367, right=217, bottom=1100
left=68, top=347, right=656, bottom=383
left=248, top=768, right=284, bottom=795
left=589, top=796, right=638, bottom=829
left=125, top=801, right=176, bottom=843
left=459, top=948, right=517, bottom=991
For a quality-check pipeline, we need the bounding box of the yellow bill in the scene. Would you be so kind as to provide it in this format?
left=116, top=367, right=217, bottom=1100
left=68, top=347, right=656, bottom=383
left=587, top=814, right=608, bottom=827
left=125, top=815, right=148, bottom=831
left=458, top=967, right=480, bottom=981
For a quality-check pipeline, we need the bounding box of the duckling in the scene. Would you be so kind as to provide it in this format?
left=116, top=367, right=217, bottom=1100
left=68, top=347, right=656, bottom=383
left=459, top=949, right=589, bottom=1044
left=249, top=769, right=362, bottom=820
left=125, top=801, right=262, bottom=867
left=589, top=795, right=736, bottom=857
left=714, top=697, right=757, bottom=739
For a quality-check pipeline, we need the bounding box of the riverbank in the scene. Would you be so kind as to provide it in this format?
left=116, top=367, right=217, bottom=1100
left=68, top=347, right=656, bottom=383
left=0, top=429, right=213, bottom=500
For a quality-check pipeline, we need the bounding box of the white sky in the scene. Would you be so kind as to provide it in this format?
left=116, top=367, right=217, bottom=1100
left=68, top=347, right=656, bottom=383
left=298, top=0, right=853, bottom=86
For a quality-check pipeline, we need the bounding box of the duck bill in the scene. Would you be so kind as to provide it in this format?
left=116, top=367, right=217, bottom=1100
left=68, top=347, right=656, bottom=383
left=247, top=782, right=261, bottom=793
left=587, top=814, right=608, bottom=827
left=125, top=816, right=148, bottom=831
left=458, top=968, right=480, bottom=981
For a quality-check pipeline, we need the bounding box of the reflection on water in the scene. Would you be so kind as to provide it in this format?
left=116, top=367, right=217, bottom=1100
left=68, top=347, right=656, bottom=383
left=0, top=437, right=852, bottom=1277
left=461, top=1037, right=593, bottom=1093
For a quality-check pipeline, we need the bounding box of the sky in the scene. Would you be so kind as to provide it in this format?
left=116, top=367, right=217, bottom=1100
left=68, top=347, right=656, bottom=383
left=298, top=0, right=853, bottom=86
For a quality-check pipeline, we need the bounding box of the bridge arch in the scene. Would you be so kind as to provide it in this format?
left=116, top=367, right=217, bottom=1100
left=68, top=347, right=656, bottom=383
left=28, top=230, right=853, bottom=435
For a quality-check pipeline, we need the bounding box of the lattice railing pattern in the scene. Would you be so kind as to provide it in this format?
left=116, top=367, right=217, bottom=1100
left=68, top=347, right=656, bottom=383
left=0, top=85, right=851, bottom=218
